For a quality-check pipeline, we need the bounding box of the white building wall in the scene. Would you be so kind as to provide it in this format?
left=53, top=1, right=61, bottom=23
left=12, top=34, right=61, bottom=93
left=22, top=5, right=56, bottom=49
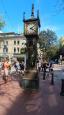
left=0, top=34, right=26, bottom=60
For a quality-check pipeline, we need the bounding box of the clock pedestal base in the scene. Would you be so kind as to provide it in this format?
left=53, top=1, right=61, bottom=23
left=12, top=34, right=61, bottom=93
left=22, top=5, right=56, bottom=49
left=19, top=69, right=39, bottom=90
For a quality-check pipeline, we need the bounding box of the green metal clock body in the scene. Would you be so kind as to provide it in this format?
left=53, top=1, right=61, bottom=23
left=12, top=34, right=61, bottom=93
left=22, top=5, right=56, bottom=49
left=24, top=18, right=40, bottom=69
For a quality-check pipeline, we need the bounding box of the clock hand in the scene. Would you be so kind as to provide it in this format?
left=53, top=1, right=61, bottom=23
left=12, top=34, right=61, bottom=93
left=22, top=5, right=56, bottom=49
left=30, top=23, right=36, bottom=29
left=30, top=25, right=35, bottom=29
left=30, top=27, right=36, bottom=32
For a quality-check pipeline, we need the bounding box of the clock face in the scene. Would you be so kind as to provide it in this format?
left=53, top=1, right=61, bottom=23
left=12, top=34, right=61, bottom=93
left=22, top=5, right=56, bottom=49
left=25, top=22, right=38, bottom=35
left=27, top=24, right=36, bottom=33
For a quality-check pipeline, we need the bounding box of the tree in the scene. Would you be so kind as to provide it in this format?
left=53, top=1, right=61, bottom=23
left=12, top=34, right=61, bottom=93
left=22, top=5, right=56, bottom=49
left=39, top=29, right=58, bottom=60
left=39, top=29, right=57, bottom=49
left=0, top=16, right=5, bottom=30
left=58, top=36, right=64, bottom=56
left=46, top=45, right=59, bottom=60
left=59, top=36, right=64, bottom=47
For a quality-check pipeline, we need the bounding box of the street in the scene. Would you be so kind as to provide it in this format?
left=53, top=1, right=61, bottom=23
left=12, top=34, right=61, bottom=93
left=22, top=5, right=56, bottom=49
left=0, top=64, right=64, bottom=115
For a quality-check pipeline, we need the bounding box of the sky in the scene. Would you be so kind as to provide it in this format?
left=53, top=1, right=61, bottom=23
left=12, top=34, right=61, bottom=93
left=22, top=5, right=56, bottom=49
left=0, top=0, right=64, bottom=38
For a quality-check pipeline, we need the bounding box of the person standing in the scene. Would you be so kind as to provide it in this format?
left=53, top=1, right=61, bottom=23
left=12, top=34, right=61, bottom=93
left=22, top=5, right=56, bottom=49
left=20, top=61, right=25, bottom=75
left=42, top=59, right=47, bottom=80
left=3, top=58, right=10, bottom=83
left=14, top=60, right=20, bottom=72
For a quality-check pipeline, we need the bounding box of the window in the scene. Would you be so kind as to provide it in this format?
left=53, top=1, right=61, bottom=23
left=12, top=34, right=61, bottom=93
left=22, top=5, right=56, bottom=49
left=3, top=48, right=5, bottom=53
left=14, top=48, right=16, bottom=53
left=3, top=47, right=8, bottom=53
left=6, top=47, right=8, bottom=53
left=24, top=43, right=26, bottom=45
left=17, top=41, right=19, bottom=45
left=22, top=43, right=24, bottom=45
left=14, top=41, right=16, bottom=45
left=17, top=47, right=19, bottom=53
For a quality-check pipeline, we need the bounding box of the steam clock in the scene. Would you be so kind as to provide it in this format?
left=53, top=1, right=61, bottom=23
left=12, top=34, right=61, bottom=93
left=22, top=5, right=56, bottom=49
left=23, top=4, right=40, bottom=69
left=20, top=4, right=40, bottom=89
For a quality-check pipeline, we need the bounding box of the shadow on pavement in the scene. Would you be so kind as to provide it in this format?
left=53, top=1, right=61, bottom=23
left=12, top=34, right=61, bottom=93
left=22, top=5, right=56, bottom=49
left=5, top=90, right=42, bottom=115
left=0, top=69, right=64, bottom=115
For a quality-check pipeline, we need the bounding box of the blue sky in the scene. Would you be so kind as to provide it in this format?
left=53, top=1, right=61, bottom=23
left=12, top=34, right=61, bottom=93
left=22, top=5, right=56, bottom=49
left=0, top=0, right=64, bottom=38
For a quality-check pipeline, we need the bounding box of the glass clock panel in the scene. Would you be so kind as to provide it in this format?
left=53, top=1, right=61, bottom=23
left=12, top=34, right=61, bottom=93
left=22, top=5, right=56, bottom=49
left=24, top=21, right=38, bottom=35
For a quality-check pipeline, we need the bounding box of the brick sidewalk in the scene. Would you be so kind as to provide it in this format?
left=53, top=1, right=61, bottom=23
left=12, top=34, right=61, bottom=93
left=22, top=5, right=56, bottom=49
left=0, top=71, right=64, bottom=115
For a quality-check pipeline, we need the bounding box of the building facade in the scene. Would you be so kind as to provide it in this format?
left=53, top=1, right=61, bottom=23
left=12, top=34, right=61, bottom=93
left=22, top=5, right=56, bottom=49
left=0, top=32, right=26, bottom=62
left=0, top=32, right=41, bottom=67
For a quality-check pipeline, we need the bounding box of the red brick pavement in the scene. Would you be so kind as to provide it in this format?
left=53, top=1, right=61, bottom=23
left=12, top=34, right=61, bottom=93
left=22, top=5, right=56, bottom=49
left=0, top=72, right=64, bottom=115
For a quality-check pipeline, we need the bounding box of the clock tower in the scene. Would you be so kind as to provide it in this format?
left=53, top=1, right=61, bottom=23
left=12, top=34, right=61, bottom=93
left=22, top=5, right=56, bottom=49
left=23, top=4, right=40, bottom=69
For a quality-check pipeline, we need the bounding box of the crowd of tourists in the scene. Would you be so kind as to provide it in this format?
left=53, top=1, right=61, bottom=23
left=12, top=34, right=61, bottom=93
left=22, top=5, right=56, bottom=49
left=0, top=56, right=54, bottom=83
left=0, top=57, right=25, bottom=83
left=36, top=58, right=54, bottom=73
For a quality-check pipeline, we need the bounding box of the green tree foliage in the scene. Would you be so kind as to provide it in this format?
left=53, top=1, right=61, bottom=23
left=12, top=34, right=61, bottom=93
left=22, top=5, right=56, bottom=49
left=59, top=37, right=64, bottom=47
left=0, top=16, right=5, bottom=30
left=39, top=29, right=58, bottom=60
left=39, top=29, right=57, bottom=48
left=58, top=37, right=64, bottom=56
left=46, top=45, right=59, bottom=59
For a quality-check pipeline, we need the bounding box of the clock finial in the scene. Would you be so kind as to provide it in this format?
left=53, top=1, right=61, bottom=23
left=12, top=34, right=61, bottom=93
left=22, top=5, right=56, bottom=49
left=31, top=3, right=34, bottom=18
